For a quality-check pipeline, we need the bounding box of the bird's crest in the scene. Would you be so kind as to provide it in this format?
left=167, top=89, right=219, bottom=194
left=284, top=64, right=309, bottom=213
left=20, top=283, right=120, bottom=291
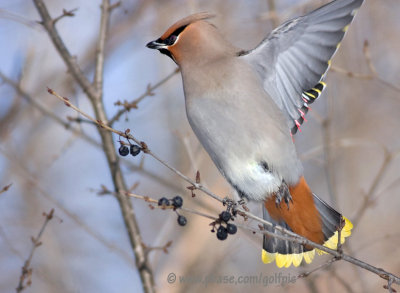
left=160, top=12, right=215, bottom=40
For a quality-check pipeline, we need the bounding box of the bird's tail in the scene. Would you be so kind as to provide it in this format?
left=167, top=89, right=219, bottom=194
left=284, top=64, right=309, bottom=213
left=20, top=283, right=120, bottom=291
left=262, top=177, right=353, bottom=268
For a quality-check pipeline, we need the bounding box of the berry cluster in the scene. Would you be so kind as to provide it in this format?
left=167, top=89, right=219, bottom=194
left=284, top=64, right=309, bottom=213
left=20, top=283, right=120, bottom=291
left=212, top=210, right=237, bottom=241
left=118, top=144, right=141, bottom=157
left=157, top=196, right=187, bottom=226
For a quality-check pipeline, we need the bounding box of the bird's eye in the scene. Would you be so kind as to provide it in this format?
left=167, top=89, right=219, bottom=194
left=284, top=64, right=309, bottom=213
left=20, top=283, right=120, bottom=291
left=165, top=35, right=177, bottom=46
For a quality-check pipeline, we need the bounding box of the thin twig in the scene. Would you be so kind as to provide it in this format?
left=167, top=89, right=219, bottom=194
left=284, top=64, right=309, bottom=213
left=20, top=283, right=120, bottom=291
left=0, top=71, right=174, bottom=191
left=330, top=65, right=373, bottom=79
left=3, top=153, right=136, bottom=267
left=66, top=116, right=98, bottom=126
left=0, top=72, right=69, bottom=128
left=0, top=183, right=12, bottom=195
left=0, top=71, right=100, bottom=147
left=0, top=9, right=43, bottom=30
left=125, top=191, right=217, bottom=220
left=267, top=0, right=279, bottom=27
left=108, top=1, right=122, bottom=12
left=352, top=149, right=392, bottom=227
left=100, top=186, right=218, bottom=220
left=109, top=68, right=179, bottom=125
left=16, top=209, right=54, bottom=293
left=33, top=0, right=97, bottom=100
left=50, top=8, right=78, bottom=26
left=142, top=240, right=172, bottom=256
left=331, top=40, right=400, bottom=96
left=297, top=257, right=339, bottom=279
left=385, top=277, right=396, bottom=293
left=47, top=87, right=224, bottom=204
left=93, top=2, right=108, bottom=96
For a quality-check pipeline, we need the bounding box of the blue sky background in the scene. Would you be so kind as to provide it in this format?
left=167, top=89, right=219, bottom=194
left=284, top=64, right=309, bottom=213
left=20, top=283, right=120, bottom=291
left=1, top=1, right=400, bottom=292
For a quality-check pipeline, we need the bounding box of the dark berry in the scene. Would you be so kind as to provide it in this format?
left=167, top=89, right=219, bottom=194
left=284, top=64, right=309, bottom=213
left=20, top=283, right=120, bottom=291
left=219, top=211, right=231, bottom=223
left=177, top=215, right=187, bottom=226
left=172, top=196, right=183, bottom=208
left=226, top=223, right=237, bottom=235
left=158, top=197, right=170, bottom=206
left=130, top=144, right=141, bottom=156
left=119, top=145, right=129, bottom=156
left=216, top=226, right=228, bottom=240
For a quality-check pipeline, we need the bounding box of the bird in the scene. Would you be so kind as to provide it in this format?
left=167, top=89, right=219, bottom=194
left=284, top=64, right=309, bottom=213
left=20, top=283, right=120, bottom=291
left=146, top=0, right=363, bottom=268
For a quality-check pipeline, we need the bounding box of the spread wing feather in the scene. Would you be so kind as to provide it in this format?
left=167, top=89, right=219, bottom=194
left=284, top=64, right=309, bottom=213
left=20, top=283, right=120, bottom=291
left=241, top=0, right=364, bottom=134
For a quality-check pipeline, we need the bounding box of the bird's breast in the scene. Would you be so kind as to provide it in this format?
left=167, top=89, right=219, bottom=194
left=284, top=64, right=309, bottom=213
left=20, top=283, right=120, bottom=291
left=181, top=59, right=303, bottom=200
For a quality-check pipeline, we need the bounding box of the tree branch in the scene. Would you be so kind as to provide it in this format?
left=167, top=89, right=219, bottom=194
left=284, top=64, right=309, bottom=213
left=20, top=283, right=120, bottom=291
left=16, top=209, right=54, bottom=292
left=47, top=87, right=400, bottom=287
left=33, top=0, right=97, bottom=100
left=47, top=87, right=224, bottom=204
left=109, top=68, right=179, bottom=125
left=93, top=2, right=108, bottom=95
left=0, top=183, right=12, bottom=195
left=33, top=1, right=155, bottom=292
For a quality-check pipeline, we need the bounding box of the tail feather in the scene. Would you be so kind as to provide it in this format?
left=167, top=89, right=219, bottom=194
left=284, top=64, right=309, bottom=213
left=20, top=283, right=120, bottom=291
left=312, top=193, right=343, bottom=240
left=262, top=177, right=353, bottom=267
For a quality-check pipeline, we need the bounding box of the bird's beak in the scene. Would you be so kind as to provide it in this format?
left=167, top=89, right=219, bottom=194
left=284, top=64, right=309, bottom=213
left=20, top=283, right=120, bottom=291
left=146, top=39, right=166, bottom=50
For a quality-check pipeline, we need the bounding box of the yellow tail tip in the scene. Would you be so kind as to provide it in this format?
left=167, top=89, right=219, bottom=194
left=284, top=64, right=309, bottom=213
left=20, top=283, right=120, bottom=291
left=262, top=249, right=315, bottom=267
left=317, top=216, right=353, bottom=255
left=262, top=217, right=353, bottom=267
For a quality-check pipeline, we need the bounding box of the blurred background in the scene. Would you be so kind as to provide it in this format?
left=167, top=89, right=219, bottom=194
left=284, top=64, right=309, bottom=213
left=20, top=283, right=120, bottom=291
left=0, top=0, right=399, bottom=292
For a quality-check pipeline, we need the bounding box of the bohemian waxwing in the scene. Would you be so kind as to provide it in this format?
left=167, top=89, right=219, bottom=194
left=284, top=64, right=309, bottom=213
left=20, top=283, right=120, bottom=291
left=147, top=0, right=363, bottom=268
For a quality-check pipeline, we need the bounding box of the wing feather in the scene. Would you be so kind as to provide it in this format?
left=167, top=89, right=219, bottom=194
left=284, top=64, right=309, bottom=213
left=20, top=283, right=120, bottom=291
left=241, top=0, right=364, bottom=133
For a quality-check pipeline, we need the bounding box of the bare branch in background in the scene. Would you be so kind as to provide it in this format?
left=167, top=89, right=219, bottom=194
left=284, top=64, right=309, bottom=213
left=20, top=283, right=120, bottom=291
left=332, top=40, right=400, bottom=96
left=267, top=0, right=279, bottom=27
left=0, top=183, right=12, bottom=195
left=32, top=0, right=97, bottom=99
left=47, top=8, right=78, bottom=26
left=352, top=148, right=393, bottom=227
left=109, top=68, right=179, bottom=125
left=16, top=209, right=55, bottom=293
left=48, top=88, right=224, bottom=203
left=108, top=1, right=122, bottom=12
left=297, top=257, right=339, bottom=279
left=33, top=0, right=155, bottom=291
left=0, top=70, right=180, bottom=192
left=0, top=71, right=100, bottom=147
left=0, top=9, right=43, bottom=30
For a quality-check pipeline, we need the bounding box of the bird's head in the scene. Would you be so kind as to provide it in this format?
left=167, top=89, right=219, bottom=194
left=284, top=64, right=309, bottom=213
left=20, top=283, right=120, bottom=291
left=147, top=12, right=234, bottom=67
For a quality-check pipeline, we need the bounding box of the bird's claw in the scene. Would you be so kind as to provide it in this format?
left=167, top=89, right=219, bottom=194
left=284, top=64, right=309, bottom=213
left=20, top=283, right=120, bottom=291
left=223, top=197, right=249, bottom=216
left=222, top=197, right=235, bottom=208
left=275, top=183, right=292, bottom=210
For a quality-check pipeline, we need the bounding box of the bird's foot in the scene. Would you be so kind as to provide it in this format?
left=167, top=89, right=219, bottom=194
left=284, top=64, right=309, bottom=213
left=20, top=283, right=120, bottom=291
left=222, top=197, right=235, bottom=209
left=275, top=183, right=293, bottom=210
left=223, top=197, right=249, bottom=217
left=238, top=198, right=249, bottom=212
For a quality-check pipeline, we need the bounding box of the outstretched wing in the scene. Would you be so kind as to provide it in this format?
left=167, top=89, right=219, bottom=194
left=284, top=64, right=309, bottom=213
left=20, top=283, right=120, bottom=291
left=241, top=0, right=364, bottom=135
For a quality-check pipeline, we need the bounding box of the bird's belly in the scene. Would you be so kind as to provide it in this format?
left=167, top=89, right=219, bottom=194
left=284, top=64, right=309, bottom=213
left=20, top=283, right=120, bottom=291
left=186, top=96, right=285, bottom=200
